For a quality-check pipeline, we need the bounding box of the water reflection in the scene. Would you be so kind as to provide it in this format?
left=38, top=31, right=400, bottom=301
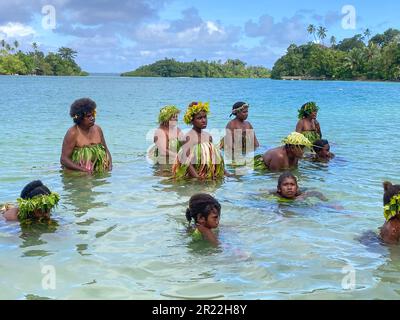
left=61, top=171, right=111, bottom=217
left=19, top=220, right=58, bottom=257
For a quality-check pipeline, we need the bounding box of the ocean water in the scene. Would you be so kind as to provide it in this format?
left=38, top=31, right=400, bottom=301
left=1, top=75, right=400, bottom=299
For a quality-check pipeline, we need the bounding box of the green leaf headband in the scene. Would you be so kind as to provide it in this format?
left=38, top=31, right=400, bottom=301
left=384, top=193, right=400, bottom=221
left=158, top=105, right=180, bottom=124
left=17, top=192, right=60, bottom=221
left=183, top=102, right=210, bottom=125
left=282, top=132, right=312, bottom=148
left=298, top=102, right=319, bottom=119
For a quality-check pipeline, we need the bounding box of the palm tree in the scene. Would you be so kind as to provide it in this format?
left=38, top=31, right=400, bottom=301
left=330, top=36, right=337, bottom=47
left=58, top=47, right=77, bottom=61
left=13, top=40, right=19, bottom=50
left=307, top=24, right=317, bottom=42
left=0, top=39, right=5, bottom=48
left=317, top=26, right=328, bottom=45
left=32, top=42, right=38, bottom=51
left=364, top=28, right=372, bottom=43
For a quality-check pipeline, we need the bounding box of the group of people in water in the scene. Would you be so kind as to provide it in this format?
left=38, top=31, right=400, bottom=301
left=1, top=98, right=399, bottom=247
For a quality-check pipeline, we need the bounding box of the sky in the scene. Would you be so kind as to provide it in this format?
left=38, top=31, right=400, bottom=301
left=0, top=0, right=399, bottom=73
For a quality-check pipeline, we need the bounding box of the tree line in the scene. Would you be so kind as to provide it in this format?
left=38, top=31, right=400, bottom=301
left=0, top=40, right=88, bottom=76
left=121, top=58, right=271, bottom=78
left=271, top=27, right=400, bottom=81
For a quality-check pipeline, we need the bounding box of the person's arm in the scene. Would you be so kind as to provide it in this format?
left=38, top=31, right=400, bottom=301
left=60, top=128, right=92, bottom=173
left=99, top=126, right=112, bottom=170
left=3, top=207, right=19, bottom=221
left=196, top=224, right=219, bottom=246
left=295, top=119, right=303, bottom=133
left=187, top=164, right=201, bottom=179
left=315, top=120, right=322, bottom=138
left=248, top=123, right=260, bottom=148
left=303, top=190, right=328, bottom=201
left=224, top=122, right=234, bottom=150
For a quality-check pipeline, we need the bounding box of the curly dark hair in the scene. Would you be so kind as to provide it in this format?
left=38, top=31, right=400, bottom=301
left=20, top=180, right=51, bottom=199
left=185, top=193, right=221, bottom=224
left=383, top=182, right=400, bottom=205
left=69, top=98, right=97, bottom=125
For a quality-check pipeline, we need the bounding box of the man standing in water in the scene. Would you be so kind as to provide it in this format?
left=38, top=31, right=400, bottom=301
left=61, top=98, right=112, bottom=174
left=222, top=101, right=260, bottom=162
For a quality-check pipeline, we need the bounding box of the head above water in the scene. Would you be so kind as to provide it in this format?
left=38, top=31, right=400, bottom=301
left=185, top=193, right=221, bottom=228
left=70, top=98, right=97, bottom=125
left=230, top=101, right=249, bottom=119
left=313, top=139, right=330, bottom=157
left=383, top=181, right=400, bottom=221
left=17, top=180, right=60, bottom=222
left=298, top=102, right=319, bottom=119
left=277, top=172, right=299, bottom=199
left=158, top=105, right=180, bottom=125
left=183, top=101, right=210, bottom=125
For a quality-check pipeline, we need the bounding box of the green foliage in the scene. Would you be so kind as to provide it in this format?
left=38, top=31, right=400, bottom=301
left=17, top=192, right=60, bottom=221
left=272, top=28, right=400, bottom=81
left=0, top=40, right=86, bottom=76
left=121, top=58, right=271, bottom=78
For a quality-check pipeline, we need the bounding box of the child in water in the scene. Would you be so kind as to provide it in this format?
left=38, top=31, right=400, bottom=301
left=380, top=181, right=400, bottom=244
left=185, top=193, right=221, bottom=246
left=1, top=180, right=59, bottom=223
left=312, top=139, right=335, bottom=162
left=270, top=172, right=327, bottom=201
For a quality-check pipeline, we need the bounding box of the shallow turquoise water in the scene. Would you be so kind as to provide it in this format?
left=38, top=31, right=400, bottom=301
left=1, top=76, right=400, bottom=299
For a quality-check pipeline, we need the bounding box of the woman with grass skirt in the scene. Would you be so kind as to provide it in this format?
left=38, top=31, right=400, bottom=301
left=148, top=105, right=184, bottom=166
left=172, top=102, right=227, bottom=180
left=61, top=98, right=112, bottom=174
left=295, top=102, right=322, bottom=145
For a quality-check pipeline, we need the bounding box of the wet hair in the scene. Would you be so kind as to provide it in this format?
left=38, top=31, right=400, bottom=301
left=277, top=172, right=298, bottom=189
left=185, top=193, right=221, bottom=224
left=313, top=139, right=329, bottom=153
left=20, top=180, right=51, bottom=199
left=69, top=98, right=97, bottom=125
left=383, top=182, right=400, bottom=205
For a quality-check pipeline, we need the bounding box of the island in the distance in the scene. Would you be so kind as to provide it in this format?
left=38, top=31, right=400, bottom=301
left=121, top=58, right=271, bottom=78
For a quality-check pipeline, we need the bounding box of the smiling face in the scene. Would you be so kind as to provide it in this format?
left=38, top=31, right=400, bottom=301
left=308, top=111, right=318, bottom=120
left=192, top=111, right=207, bottom=130
left=278, top=177, right=298, bottom=199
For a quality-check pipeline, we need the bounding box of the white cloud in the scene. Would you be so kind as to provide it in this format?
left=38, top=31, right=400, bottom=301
left=0, top=22, right=36, bottom=38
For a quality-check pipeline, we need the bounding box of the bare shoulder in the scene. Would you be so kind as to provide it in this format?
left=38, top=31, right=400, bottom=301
left=226, top=120, right=235, bottom=129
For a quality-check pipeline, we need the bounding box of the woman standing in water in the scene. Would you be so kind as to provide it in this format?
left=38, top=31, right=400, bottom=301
left=61, top=98, right=112, bottom=174
left=295, top=102, right=322, bottom=145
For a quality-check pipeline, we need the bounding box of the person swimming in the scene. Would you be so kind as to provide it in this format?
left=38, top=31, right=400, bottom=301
left=1, top=180, right=60, bottom=223
left=380, top=181, right=400, bottom=244
left=312, top=139, right=335, bottom=162
left=270, top=172, right=328, bottom=201
left=185, top=193, right=221, bottom=246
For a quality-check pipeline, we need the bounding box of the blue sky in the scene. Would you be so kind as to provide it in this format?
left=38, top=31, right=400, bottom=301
left=0, top=0, right=398, bottom=73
